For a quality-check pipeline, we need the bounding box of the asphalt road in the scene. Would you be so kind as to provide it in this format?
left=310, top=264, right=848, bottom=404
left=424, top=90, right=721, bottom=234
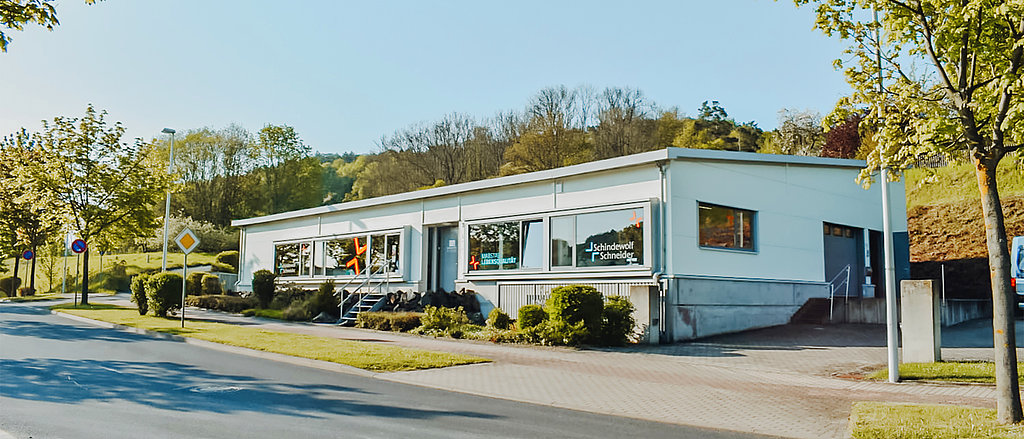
left=0, top=302, right=768, bottom=439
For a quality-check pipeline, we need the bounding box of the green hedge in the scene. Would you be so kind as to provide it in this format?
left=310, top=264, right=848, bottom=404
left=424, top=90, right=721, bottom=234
left=546, top=285, right=603, bottom=338
left=215, top=251, right=239, bottom=271
left=600, top=296, right=636, bottom=346
left=252, top=270, right=276, bottom=308
left=201, top=274, right=222, bottom=296
left=0, top=277, right=21, bottom=297
left=186, top=271, right=205, bottom=296
left=145, top=272, right=183, bottom=317
left=184, top=294, right=257, bottom=313
left=356, top=311, right=423, bottom=332
left=130, top=274, right=149, bottom=315
left=517, top=304, right=546, bottom=329
left=486, top=307, right=512, bottom=330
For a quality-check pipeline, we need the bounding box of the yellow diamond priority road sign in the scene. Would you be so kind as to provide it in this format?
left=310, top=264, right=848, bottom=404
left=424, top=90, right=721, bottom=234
left=175, top=228, right=200, bottom=255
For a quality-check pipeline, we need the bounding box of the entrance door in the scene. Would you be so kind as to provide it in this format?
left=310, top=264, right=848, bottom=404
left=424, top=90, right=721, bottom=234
left=823, top=223, right=863, bottom=299
left=427, top=226, right=458, bottom=293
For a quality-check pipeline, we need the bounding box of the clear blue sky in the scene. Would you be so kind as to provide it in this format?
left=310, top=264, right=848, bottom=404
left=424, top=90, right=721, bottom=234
left=1, top=0, right=852, bottom=155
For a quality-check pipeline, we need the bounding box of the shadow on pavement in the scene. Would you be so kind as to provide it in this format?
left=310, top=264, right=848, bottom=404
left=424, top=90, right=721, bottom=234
left=0, top=358, right=498, bottom=421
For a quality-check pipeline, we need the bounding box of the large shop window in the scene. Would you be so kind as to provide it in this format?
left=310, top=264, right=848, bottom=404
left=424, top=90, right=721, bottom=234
left=468, top=220, right=543, bottom=271
left=322, top=234, right=400, bottom=276
left=275, top=242, right=312, bottom=277
left=551, top=208, right=645, bottom=269
left=698, top=202, right=755, bottom=251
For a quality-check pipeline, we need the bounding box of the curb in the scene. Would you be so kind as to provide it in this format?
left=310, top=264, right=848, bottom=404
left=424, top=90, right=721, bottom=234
left=51, top=310, right=377, bottom=378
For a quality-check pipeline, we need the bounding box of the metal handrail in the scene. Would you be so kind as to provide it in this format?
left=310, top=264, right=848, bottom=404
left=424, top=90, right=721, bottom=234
left=828, top=264, right=851, bottom=320
left=336, top=255, right=396, bottom=320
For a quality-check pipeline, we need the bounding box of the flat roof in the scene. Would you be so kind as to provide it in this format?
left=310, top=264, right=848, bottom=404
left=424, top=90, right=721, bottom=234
left=232, top=147, right=866, bottom=227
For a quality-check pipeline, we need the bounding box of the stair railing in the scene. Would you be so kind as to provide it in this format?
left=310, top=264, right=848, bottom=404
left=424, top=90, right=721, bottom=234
left=336, top=254, right=398, bottom=323
left=828, top=264, right=851, bottom=321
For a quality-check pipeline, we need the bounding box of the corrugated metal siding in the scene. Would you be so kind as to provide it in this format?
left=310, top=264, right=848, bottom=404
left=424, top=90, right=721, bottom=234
left=497, top=281, right=654, bottom=317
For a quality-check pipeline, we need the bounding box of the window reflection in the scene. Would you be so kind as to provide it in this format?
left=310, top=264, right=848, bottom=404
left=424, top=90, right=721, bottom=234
left=698, top=203, right=755, bottom=250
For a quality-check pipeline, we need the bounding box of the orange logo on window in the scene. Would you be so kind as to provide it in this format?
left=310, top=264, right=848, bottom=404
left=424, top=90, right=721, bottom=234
left=469, top=255, right=480, bottom=270
left=630, top=210, right=643, bottom=228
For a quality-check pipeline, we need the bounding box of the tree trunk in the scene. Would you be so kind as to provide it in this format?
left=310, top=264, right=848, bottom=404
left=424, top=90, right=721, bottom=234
left=29, top=246, right=36, bottom=291
left=13, top=252, right=20, bottom=285
left=79, top=246, right=89, bottom=304
left=975, top=158, right=1023, bottom=423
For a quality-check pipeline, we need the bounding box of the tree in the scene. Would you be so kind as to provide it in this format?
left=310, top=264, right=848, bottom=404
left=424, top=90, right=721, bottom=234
left=798, top=0, right=1024, bottom=423
left=593, top=87, right=657, bottom=159
left=29, top=105, right=166, bottom=305
left=502, top=86, right=593, bottom=174
left=0, top=0, right=99, bottom=52
left=672, top=101, right=762, bottom=152
left=821, top=114, right=864, bottom=159
left=759, top=109, right=826, bottom=156
left=254, top=124, right=320, bottom=215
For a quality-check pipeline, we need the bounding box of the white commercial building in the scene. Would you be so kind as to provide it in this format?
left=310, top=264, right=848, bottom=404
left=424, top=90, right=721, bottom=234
left=232, top=148, right=909, bottom=342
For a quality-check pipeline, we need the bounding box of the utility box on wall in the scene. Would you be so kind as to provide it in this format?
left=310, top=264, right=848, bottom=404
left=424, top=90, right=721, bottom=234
left=900, top=279, right=941, bottom=363
left=630, top=285, right=660, bottom=345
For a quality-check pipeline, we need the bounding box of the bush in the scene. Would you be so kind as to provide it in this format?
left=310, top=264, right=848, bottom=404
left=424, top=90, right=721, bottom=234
left=211, top=262, right=236, bottom=274
left=186, top=271, right=205, bottom=296
left=309, top=280, right=340, bottom=318
left=356, top=311, right=423, bottom=331
left=600, top=296, right=636, bottom=346
left=145, top=272, right=183, bottom=317
left=282, top=299, right=315, bottom=321
left=215, top=250, right=239, bottom=271
left=105, top=261, right=130, bottom=292
left=415, top=305, right=471, bottom=336
left=270, top=285, right=306, bottom=310
left=519, top=320, right=589, bottom=346
left=546, top=285, right=603, bottom=335
left=184, top=294, right=257, bottom=313
left=517, top=304, right=546, bottom=329
left=0, top=277, right=22, bottom=297
left=252, top=269, right=276, bottom=308
left=130, top=274, right=149, bottom=315
left=201, top=274, right=222, bottom=296
left=17, top=286, right=35, bottom=297
left=486, top=307, right=512, bottom=330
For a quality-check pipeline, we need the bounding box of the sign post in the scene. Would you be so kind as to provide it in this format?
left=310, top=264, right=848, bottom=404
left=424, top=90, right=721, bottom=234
left=70, top=239, right=86, bottom=306
left=174, top=228, right=200, bottom=328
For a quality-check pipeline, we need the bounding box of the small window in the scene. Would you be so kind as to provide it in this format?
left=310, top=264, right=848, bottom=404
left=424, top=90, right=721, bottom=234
left=274, top=243, right=300, bottom=276
left=520, top=220, right=544, bottom=269
left=823, top=224, right=831, bottom=236
left=550, top=216, right=575, bottom=267
left=698, top=203, right=755, bottom=251
left=468, top=221, right=522, bottom=271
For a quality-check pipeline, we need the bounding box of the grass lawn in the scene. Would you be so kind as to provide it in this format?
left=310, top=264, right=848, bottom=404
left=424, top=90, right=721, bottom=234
left=867, top=362, right=1024, bottom=384
left=242, top=308, right=286, bottom=320
left=51, top=304, right=489, bottom=372
left=905, top=159, right=1024, bottom=208
left=1, top=292, right=66, bottom=302
left=850, top=402, right=1024, bottom=439
left=2, top=251, right=220, bottom=296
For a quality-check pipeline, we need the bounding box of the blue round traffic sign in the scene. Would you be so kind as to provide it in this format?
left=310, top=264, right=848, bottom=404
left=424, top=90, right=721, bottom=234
left=21, top=250, right=34, bottom=260
left=71, top=239, right=87, bottom=254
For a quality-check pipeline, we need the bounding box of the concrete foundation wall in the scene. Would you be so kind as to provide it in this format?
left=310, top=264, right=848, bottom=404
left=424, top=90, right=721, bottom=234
left=941, top=299, right=992, bottom=326
left=666, top=276, right=828, bottom=341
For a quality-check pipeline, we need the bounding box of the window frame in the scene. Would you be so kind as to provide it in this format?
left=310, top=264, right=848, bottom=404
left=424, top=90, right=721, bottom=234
left=696, top=201, right=758, bottom=253
left=463, top=201, right=652, bottom=277
left=272, top=227, right=406, bottom=280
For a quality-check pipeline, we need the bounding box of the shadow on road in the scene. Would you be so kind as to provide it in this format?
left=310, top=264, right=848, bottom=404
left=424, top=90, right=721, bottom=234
left=0, top=358, right=498, bottom=421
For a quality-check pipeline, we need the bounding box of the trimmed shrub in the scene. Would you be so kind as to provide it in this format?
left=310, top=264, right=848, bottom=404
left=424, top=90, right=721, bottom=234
left=520, top=320, right=589, bottom=346
left=186, top=271, right=205, bottom=296
left=416, top=305, right=470, bottom=336
left=201, top=274, right=222, bottom=296
left=546, top=285, right=603, bottom=335
left=184, top=294, right=257, bottom=313
left=215, top=250, right=239, bottom=271
left=356, top=311, right=423, bottom=332
left=145, top=272, right=183, bottom=317
left=600, top=296, right=636, bottom=346
left=486, top=307, right=512, bottom=330
left=0, top=277, right=22, bottom=297
left=211, top=262, right=236, bottom=274
left=130, top=273, right=149, bottom=315
left=17, top=286, right=35, bottom=297
left=106, top=261, right=130, bottom=292
left=517, top=304, right=546, bottom=329
left=252, top=270, right=276, bottom=308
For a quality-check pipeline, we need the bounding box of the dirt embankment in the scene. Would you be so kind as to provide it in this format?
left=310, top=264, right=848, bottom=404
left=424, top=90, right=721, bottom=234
left=909, top=194, right=1024, bottom=299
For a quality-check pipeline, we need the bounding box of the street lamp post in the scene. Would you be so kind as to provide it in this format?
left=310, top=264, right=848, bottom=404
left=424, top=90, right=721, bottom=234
left=161, top=128, right=176, bottom=272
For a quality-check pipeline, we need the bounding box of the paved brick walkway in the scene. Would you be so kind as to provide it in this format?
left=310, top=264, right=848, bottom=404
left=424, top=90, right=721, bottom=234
left=85, top=294, right=1017, bottom=439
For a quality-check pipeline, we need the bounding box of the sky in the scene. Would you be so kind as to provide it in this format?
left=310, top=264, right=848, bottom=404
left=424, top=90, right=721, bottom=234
left=0, top=0, right=854, bottom=155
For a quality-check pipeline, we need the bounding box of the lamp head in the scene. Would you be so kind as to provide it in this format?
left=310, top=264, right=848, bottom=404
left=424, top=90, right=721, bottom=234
left=161, top=128, right=176, bottom=134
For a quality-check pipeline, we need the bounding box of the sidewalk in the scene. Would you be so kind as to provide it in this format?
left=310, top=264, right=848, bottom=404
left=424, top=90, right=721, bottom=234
left=84, top=294, right=1011, bottom=439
